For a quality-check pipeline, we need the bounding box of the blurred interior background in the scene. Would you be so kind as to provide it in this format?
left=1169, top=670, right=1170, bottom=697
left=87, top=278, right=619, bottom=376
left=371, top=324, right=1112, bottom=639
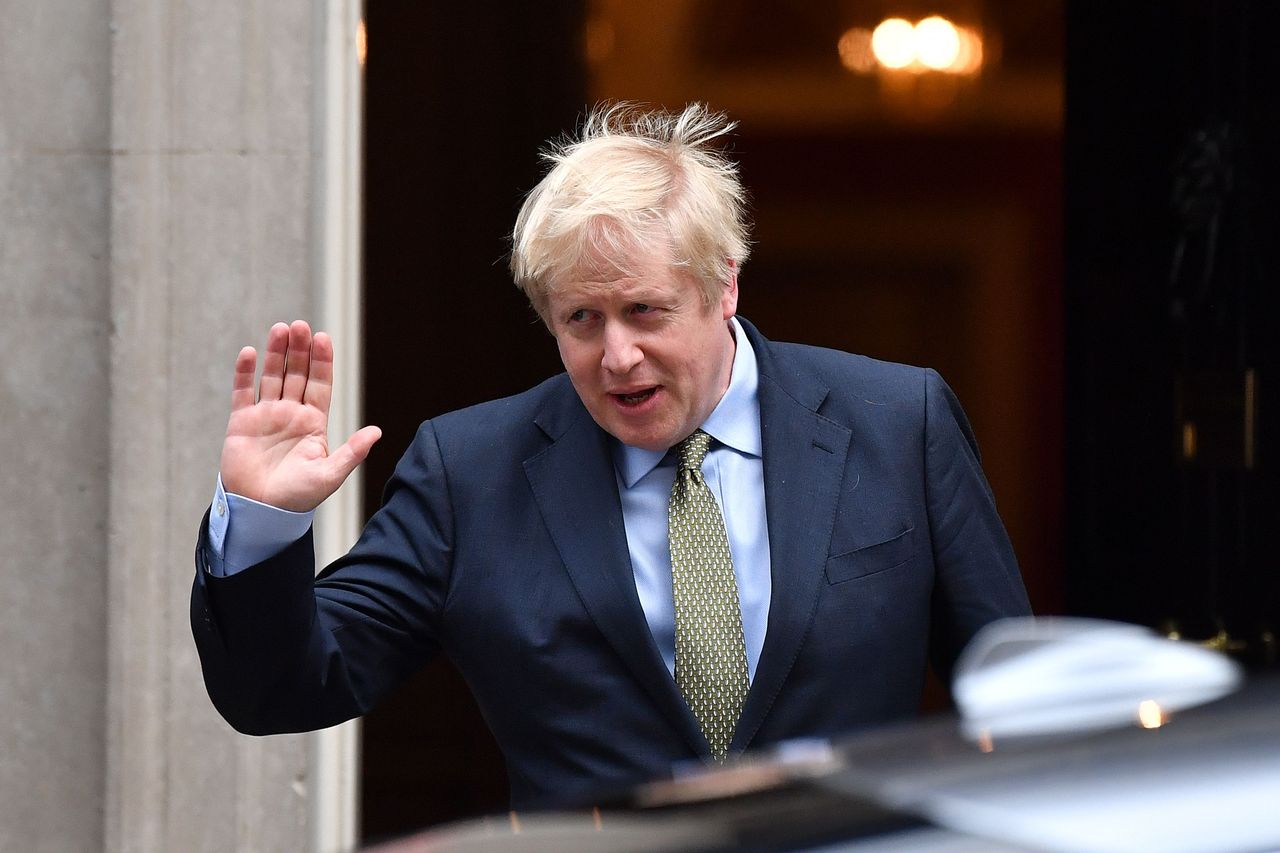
left=359, top=0, right=1276, bottom=842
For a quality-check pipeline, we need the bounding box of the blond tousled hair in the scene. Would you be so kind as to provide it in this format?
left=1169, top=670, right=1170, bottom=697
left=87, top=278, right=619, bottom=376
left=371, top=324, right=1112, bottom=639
left=510, top=103, right=751, bottom=321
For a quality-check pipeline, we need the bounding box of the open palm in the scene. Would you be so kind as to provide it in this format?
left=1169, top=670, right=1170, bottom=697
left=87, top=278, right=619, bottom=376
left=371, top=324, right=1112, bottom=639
left=220, top=321, right=381, bottom=512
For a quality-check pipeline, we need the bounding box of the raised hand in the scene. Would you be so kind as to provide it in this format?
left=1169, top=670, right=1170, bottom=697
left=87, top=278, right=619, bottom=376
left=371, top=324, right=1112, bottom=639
left=220, top=321, right=382, bottom=512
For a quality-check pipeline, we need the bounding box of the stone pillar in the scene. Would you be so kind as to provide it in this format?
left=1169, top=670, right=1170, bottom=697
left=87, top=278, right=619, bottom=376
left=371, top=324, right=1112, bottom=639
left=1, top=0, right=362, bottom=850
left=106, top=0, right=362, bottom=850
left=0, top=3, right=111, bottom=852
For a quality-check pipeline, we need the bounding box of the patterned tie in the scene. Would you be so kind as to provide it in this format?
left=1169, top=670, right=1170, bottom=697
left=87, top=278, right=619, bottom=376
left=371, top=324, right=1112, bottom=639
left=668, top=429, right=750, bottom=762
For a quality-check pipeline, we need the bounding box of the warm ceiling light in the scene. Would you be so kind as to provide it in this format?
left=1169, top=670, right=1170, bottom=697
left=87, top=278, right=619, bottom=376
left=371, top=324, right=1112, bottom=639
left=953, top=26, right=985, bottom=75
left=915, top=16, right=961, bottom=70
left=871, top=17, right=917, bottom=69
left=843, top=16, right=985, bottom=77
left=837, top=27, right=875, bottom=73
left=357, top=18, right=368, bottom=68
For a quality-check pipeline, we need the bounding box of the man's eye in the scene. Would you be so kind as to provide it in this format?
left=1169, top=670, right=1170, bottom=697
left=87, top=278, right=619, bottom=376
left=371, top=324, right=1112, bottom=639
left=568, top=309, right=588, bottom=323
left=633, top=304, right=654, bottom=314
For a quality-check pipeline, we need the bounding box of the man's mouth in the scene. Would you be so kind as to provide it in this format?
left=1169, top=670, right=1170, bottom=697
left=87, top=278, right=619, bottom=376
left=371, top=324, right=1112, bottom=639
left=611, top=387, right=659, bottom=407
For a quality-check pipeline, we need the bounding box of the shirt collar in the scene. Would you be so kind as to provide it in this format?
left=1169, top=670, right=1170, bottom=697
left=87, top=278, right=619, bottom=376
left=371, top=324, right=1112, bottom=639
left=613, top=316, right=762, bottom=488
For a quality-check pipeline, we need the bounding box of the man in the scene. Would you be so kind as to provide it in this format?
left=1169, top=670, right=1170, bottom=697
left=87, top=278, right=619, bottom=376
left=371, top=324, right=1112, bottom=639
left=192, top=103, right=1030, bottom=809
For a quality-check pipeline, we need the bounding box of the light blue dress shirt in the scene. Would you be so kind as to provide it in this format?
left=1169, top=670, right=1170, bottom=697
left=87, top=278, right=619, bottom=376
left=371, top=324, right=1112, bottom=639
left=613, top=317, right=771, bottom=681
left=207, top=316, right=772, bottom=681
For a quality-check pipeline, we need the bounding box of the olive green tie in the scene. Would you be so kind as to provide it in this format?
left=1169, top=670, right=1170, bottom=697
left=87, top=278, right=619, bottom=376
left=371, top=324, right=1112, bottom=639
left=668, top=429, right=750, bottom=762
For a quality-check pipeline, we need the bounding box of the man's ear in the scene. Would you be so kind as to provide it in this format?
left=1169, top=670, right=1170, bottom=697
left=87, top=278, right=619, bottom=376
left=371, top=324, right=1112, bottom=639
left=721, top=259, right=739, bottom=320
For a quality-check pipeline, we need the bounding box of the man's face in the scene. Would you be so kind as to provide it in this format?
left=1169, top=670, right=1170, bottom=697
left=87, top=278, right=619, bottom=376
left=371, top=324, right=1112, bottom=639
left=547, top=245, right=738, bottom=451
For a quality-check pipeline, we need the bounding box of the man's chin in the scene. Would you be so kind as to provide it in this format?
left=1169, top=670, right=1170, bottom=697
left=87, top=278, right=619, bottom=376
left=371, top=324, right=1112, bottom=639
left=601, top=418, right=680, bottom=452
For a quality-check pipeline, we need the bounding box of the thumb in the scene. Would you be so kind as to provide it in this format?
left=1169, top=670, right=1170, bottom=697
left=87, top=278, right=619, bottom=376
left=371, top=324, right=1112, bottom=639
left=324, top=425, right=383, bottom=486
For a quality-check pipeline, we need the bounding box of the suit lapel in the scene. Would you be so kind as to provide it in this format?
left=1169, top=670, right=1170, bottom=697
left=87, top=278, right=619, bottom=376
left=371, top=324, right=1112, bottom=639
left=733, top=322, right=852, bottom=752
left=524, top=395, right=706, bottom=756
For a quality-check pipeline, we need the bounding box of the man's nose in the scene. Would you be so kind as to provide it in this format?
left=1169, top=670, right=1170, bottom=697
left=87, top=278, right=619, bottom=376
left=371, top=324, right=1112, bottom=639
left=601, top=322, right=643, bottom=374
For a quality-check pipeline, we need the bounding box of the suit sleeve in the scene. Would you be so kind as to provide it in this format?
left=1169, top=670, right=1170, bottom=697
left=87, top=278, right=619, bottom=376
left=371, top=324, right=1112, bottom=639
left=190, top=420, right=454, bottom=735
left=922, top=369, right=1031, bottom=683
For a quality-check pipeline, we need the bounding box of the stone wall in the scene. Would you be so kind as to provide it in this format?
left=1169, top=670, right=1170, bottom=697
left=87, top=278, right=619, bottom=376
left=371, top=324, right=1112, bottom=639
left=0, top=1, right=358, bottom=850
left=0, top=2, right=111, bottom=851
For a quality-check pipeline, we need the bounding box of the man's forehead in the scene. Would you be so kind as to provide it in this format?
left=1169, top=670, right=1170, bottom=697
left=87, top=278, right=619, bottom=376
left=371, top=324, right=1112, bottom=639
left=564, top=258, right=644, bottom=286
left=551, top=247, right=694, bottom=300
left=549, top=274, right=686, bottom=306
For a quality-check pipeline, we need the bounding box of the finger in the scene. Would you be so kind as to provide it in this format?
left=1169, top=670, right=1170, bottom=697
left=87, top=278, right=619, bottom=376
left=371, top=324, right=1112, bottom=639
left=281, top=320, right=314, bottom=402
left=303, top=332, right=335, bottom=415
left=323, top=425, right=383, bottom=487
left=230, top=346, right=257, bottom=411
left=258, top=322, right=291, bottom=401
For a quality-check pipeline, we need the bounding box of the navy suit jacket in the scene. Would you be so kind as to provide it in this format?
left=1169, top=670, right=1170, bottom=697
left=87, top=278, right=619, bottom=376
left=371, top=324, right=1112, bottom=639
left=191, top=318, right=1029, bottom=808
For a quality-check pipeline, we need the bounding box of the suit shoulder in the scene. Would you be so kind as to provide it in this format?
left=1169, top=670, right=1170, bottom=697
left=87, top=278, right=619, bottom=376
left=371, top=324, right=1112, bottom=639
left=410, top=373, right=572, bottom=457
left=765, top=339, right=934, bottom=403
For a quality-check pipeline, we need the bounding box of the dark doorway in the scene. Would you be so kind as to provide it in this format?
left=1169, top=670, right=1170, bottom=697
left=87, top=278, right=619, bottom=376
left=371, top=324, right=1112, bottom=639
left=1064, top=2, right=1280, bottom=658
left=360, top=1, right=586, bottom=841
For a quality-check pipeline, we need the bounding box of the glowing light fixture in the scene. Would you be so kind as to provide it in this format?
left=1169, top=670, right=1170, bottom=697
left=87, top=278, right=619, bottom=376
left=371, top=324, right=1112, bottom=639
left=837, top=27, right=875, bottom=73
left=842, top=15, right=984, bottom=76
left=952, top=25, right=985, bottom=75
left=915, top=16, right=962, bottom=70
left=357, top=18, right=368, bottom=68
left=871, top=17, right=917, bottom=69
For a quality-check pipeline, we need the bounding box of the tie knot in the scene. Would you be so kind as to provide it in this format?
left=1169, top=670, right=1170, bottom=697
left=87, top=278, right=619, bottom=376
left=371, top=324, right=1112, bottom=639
left=676, top=430, right=713, bottom=471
